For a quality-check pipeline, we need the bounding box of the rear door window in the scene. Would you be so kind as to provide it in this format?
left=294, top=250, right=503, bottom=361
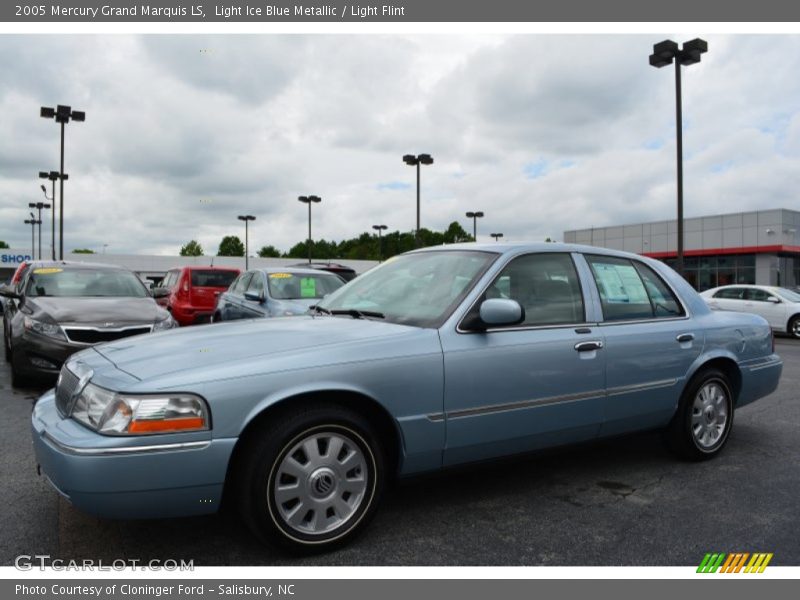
left=587, top=255, right=684, bottom=321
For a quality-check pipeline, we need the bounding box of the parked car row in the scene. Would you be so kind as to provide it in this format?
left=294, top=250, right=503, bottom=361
left=1, top=259, right=360, bottom=387
left=30, top=243, right=782, bottom=553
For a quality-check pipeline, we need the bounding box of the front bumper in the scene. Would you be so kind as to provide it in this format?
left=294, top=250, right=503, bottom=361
left=14, top=332, right=82, bottom=379
left=31, top=391, right=236, bottom=519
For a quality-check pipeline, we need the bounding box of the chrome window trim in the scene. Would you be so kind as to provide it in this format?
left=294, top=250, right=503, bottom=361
left=41, top=432, right=210, bottom=456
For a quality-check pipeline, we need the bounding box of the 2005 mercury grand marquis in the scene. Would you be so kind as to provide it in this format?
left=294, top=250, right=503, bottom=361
left=32, top=243, right=782, bottom=552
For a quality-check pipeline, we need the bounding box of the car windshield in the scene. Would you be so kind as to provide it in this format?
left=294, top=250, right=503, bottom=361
left=774, top=287, right=800, bottom=302
left=25, top=267, right=148, bottom=298
left=267, top=272, right=345, bottom=300
left=317, top=250, right=497, bottom=327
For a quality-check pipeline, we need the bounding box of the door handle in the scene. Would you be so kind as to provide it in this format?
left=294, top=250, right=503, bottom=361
left=574, top=340, right=603, bottom=352
left=676, top=333, right=695, bottom=343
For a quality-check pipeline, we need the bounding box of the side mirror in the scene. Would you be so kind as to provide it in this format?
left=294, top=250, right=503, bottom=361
left=479, top=298, right=525, bottom=327
left=767, top=296, right=781, bottom=304
left=244, top=291, right=265, bottom=303
left=152, top=287, right=170, bottom=299
left=0, top=283, right=21, bottom=300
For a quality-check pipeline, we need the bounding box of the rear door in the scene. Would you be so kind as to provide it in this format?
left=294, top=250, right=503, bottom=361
left=583, top=254, right=703, bottom=436
left=221, top=272, right=252, bottom=321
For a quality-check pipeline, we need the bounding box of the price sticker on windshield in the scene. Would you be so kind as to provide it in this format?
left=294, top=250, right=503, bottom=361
left=269, top=273, right=293, bottom=279
left=300, top=278, right=317, bottom=297
left=32, top=268, right=63, bottom=274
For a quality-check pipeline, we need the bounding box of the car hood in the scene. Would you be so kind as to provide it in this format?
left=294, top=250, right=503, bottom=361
left=93, top=315, right=434, bottom=383
left=29, top=297, right=166, bottom=325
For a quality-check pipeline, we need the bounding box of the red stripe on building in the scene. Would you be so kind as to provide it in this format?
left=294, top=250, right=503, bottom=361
left=643, top=245, right=800, bottom=259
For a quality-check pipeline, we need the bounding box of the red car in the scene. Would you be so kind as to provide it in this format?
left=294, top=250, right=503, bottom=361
left=156, top=267, right=240, bottom=326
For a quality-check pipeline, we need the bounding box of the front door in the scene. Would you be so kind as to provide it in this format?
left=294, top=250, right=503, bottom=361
left=439, top=252, right=606, bottom=467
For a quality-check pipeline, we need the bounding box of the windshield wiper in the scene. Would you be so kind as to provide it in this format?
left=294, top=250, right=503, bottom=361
left=330, top=309, right=385, bottom=319
left=310, top=305, right=332, bottom=315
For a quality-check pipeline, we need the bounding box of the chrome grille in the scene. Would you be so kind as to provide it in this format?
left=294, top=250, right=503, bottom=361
left=55, top=366, right=80, bottom=417
left=63, top=326, right=151, bottom=345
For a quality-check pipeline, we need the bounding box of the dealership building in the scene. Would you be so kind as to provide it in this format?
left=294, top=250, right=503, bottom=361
left=564, top=208, right=800, bottom=291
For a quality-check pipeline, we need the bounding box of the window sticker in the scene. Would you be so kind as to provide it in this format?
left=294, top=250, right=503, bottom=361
left=269, top=273, right=293, bottom=279
left=32, top=268, right=63, bottom=274
left=300, top=278, right=317, bottom=297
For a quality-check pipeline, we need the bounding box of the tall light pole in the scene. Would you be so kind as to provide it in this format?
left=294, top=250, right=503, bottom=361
left=490, top=232, right=504, bottom=242
left=466, top=211, right=484, bottom=242
left=297, top=195, right=321, bottom=263
left=28, top=202, right=51, bottom=260
left=237, top=215, right=256, bottom=270
left=372, top=224, right=388, bottom=261
left=402, top=153, right=434, bottom=247
left=649, top=38, right=708, bottom=277
left=40, top=105, right=85, bottom=260
left=24, top=214, right=40, bottom=259
left=39, top=170, right=66, bottom=260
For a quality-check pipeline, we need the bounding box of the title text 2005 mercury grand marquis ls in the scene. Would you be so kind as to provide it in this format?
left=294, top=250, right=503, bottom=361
left=32, top=243, right=782, bottom=552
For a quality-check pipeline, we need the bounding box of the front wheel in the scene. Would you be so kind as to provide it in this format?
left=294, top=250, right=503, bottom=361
left=235, top=405, right=386, bottom=553
left=666, top=369, right=734, bottom=461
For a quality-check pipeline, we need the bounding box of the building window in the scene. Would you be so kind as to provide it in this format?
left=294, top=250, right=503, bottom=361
left=660, top=254, right=755, bottom=291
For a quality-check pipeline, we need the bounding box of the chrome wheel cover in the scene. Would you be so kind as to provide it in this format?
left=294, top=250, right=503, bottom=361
left=691, top=381, right=729, bottom=450
left=272, top=430, right=369, bottom=536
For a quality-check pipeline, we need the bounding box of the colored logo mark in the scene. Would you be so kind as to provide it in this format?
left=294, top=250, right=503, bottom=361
left=697, top=552, right=773, bottom=573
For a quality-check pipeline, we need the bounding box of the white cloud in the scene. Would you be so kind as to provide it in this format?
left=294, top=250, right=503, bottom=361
left=1, top=34, right=799, bottom=253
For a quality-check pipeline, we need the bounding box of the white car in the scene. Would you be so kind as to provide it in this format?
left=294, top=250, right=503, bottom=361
left=700, top=284, right=800, bottom=339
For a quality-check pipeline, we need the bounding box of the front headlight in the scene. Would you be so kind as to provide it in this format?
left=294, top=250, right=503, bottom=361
left=23, top=316, right=66, bottom=340
left=153, top=314, right=178, bottom=331
left=71, top=382, right=210, bottom=435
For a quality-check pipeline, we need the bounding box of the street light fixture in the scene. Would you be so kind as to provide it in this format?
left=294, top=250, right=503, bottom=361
left=372, top=224, right=388, bottom=261
left=40, top=104, right=85, bottom=260
left=402, top=153, right=434, bottom=247
left=490, top=232, right=504, bottom=242
left=649, top=38, right=708, bottom=276
left=465, top=211, right=484, bottom=242
left=39, top=170, right=67, bottom=260
left=237, top=215, right=256, bottom=270
left=24, top=213, right=41, bottom=259
left=28, top=202, right=51, bottom=260
left=297, top=195, right=321, bottom=264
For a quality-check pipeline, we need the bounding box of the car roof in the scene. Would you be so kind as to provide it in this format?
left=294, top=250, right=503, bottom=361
left=409, top=241, right=659, bottom=261
left=24, top=260, right=131, bottom=272
left=177, top=266, right=240, bottom=272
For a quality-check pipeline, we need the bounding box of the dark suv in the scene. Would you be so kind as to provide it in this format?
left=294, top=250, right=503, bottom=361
left=289, top=262, right=357, bottom=281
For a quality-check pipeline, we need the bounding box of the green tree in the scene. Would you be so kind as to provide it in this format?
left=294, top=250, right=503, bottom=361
left=217, top=235, right=244, bottom=257
left=257, top=245, right=282, bottom=258
left=180, top=240, right=204, bottom=256
left=0, top=241, right=9, bottom=249
left=72, top=248, right=95, bottom=254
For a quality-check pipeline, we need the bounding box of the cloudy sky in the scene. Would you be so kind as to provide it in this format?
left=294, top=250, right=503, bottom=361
left=1, top=33, right=799, bottom=255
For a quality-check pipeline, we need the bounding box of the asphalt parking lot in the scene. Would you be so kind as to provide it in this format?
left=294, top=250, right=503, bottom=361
left=1, top=339, right=798, bottom=567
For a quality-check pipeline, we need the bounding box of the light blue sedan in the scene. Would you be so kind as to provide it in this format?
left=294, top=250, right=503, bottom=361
left=31, top=244, right=782, bottom=552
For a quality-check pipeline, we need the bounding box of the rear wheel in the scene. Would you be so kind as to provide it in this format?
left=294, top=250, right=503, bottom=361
left=666, top=369, right=734, bottom=461
left=235, top=404, right=386, bottom=553
left=788, top=315, right=800, bottom=339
